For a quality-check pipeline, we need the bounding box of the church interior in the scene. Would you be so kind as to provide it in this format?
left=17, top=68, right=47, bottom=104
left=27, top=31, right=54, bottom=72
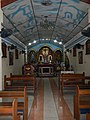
left=0, top=0, right=90, bottom=120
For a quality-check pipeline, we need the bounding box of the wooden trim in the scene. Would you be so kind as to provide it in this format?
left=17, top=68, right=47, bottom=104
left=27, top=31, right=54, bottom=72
left=1, top=0, right=17, bottom=8
left=80, top=0, right=90, bottom=4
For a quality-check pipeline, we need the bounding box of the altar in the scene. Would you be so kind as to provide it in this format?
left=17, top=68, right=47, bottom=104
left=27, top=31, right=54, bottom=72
left=37, top=64, right=56, bottom=76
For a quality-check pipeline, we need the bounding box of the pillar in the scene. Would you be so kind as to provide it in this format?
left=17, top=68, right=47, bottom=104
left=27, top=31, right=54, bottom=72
left=0, top=4, right=3, bottom=102
left=0, top=4, right=3, bottom=90
left=25, top=46, right=27, bottom=63
left=88, top=8, right=90, bottom=24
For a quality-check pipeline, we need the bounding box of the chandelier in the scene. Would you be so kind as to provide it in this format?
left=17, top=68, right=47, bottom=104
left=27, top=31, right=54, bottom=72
left=41, top=0, right=52, bottom=6
left=40, top=16, right=55, bottom=30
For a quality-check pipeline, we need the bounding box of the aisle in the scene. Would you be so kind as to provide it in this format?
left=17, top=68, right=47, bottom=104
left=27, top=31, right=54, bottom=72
left=44, top=78, right=58, bottom=120
left=28, top=78, right=74, bottom=120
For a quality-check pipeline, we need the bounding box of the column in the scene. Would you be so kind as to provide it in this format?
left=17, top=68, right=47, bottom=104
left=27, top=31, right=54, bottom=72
left=0, top=5, right=3, bottom=91
left=62, top=45, right=66, bottom=70
left=25, top=46, right=27, bottom=63
left=88, top=8, right=90, bottom=24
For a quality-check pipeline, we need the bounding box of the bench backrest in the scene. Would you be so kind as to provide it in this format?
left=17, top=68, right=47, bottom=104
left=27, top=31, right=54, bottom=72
left=74, top=85, right=90, bottom=120
left=61, top=73, right=85, bottom=81
left=0, top=87, right=26, bottom=98
left=10, top=73, right=36, bottom=77
left=0, top=99, right=19, bottom=120
left=76, top=85, right=90, bottom=96
left=4, top=75, right=36, bottom=91
left=86, top=114, right=90, bottom=120
left=0, top=87, right=28, bottom=120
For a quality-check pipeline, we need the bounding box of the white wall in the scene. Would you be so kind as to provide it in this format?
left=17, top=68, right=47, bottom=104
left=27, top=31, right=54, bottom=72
left=67, top=41, right=90, bottom=76
left=2, top=48, right=24, bottom=88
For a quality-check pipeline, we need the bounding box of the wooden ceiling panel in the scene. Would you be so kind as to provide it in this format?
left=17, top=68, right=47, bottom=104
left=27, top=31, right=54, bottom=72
left=1, top=0, right=17, bottom=8
left=80, top=0, right=90, bottom=4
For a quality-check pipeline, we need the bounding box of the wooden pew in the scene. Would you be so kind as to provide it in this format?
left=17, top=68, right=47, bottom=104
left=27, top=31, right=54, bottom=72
left=74, top=85, right=90, bottom=120
left=0, top=87, right=28, bottom=120
left=60, top=73, right=85, bottom=94
left=4, top=74, right=36, bottom=93
left=85, top=76, right=90, bottom=85
left=0, top=99, right=20, bottom=120
left=86, top=113, right=90, bottom=120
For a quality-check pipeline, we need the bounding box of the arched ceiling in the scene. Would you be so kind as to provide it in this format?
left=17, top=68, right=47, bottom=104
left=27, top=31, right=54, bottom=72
left=1, top=0, right=90, bottom=49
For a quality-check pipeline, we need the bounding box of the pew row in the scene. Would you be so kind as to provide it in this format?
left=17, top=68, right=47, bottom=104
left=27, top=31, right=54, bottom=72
left=4, top=74, right=36, bottom=93
left=86, top=113, right=90, bottom=120
left=0, top=99, right=20, bottom=120
left=60, top=73, right=85, bottom=94
left=74, top=85, right=90, bottom=120
left=0, top=87, right=28, bottom=120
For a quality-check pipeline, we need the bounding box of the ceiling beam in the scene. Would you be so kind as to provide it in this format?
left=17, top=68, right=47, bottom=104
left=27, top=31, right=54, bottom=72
left=30, top=0, right=41, bottom=43
left=3, top=13, right=25, bottom=39
left=80, top=0, right=90, bottom=4
left=1, top=0, right=17, bottom=8
left=49, top=0, right=62, bottom=43
left=63, top=13, right=88, bottom=42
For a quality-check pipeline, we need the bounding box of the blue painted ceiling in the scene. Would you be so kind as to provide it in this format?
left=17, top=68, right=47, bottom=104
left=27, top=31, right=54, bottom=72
left=1, top=0, right=90, bottom=50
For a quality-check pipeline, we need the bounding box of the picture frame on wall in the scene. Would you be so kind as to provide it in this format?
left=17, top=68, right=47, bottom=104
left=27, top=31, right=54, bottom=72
left=73, top=47, right=76, bottom=57
left=15, top=48, right=18, bottom=59
left=86, top=39, right=90, bottom=54
left=2, top=42, right=7, bottom=58
left=78, top=51, right=83, bottom=64
left=9, top=52, right=13, bottom=65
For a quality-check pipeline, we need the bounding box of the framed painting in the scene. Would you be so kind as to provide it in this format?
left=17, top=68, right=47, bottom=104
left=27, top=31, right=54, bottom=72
left=86, top=39, right=90, bottom=54
left=9, top=52, right=13, bottom=65
left=2, top=42, right=7, bottom=58
left=78, top=51, right=83, bottom=64
left=15, top=49, right=18, bottom=59
left=73, top=47, right=76, bottom=57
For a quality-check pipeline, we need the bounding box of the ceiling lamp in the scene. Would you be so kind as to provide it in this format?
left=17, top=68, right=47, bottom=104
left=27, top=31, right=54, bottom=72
left=54, top=40, right=57, bottom=43
left=82, top=27, right=90, bottom=37
left=0, top=28, right=13, bottom=38
left=40, top=16, right=55, bottom=30
left=59, top=41, right=62, bottom=45
left=33, top=40, right=36, bottom=43
left=41, top=0, right=52, bottom=6
left=28, top=43, right=31, bottom=45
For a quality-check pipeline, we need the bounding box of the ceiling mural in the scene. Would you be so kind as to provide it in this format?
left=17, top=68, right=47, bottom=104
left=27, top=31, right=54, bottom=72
left=1, top=0, right=90, bottom=49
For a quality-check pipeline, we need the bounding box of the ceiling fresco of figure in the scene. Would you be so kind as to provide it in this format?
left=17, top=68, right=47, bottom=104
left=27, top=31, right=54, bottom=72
left=1, top=0, right=90, bottom=49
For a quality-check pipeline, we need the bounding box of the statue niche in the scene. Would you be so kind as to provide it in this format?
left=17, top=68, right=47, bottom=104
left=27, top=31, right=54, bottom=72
left=28, top=50, right=36, bottom=64
left=39, top=47, right=52, bottom=64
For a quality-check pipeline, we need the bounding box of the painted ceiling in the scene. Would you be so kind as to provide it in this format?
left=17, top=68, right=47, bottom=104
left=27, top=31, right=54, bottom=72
left=1, top=0, right=90, bottom=49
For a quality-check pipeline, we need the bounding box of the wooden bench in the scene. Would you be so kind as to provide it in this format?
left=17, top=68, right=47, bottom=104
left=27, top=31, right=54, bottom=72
left=86, top=113, right=90, bottom=120
left=0, top=99, right=20, bottom=120
left=74, top=85, right=90, bottom=120
left=0, top=87, right=28, bottom=120
left=4, top=74, right=36, bottom=93
left=60, top=73, right=85, bottom=94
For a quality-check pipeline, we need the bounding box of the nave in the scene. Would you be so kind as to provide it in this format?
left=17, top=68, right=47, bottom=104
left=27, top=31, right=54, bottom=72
left=0, top=75, right=90, bottom=120
left=28, top=77, right=74, bottom=120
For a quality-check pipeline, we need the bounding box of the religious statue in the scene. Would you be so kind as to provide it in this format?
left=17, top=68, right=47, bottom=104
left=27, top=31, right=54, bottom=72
left=42, top=47, right=49, bottom=63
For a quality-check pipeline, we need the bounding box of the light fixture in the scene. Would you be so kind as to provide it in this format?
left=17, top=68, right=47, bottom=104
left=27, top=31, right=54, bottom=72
left=41, top=0, right=52, bottom=6
left=28, top=43, right=31, bottom=45
left=40, top=16, right=55, bottom=30
left=54, top=40, right=57, bottom=43
left=59, top=41, right=62, bottom=45
left=33, top=40, right=36, bottom=43
left=0, top=28, right=13, bottom=38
